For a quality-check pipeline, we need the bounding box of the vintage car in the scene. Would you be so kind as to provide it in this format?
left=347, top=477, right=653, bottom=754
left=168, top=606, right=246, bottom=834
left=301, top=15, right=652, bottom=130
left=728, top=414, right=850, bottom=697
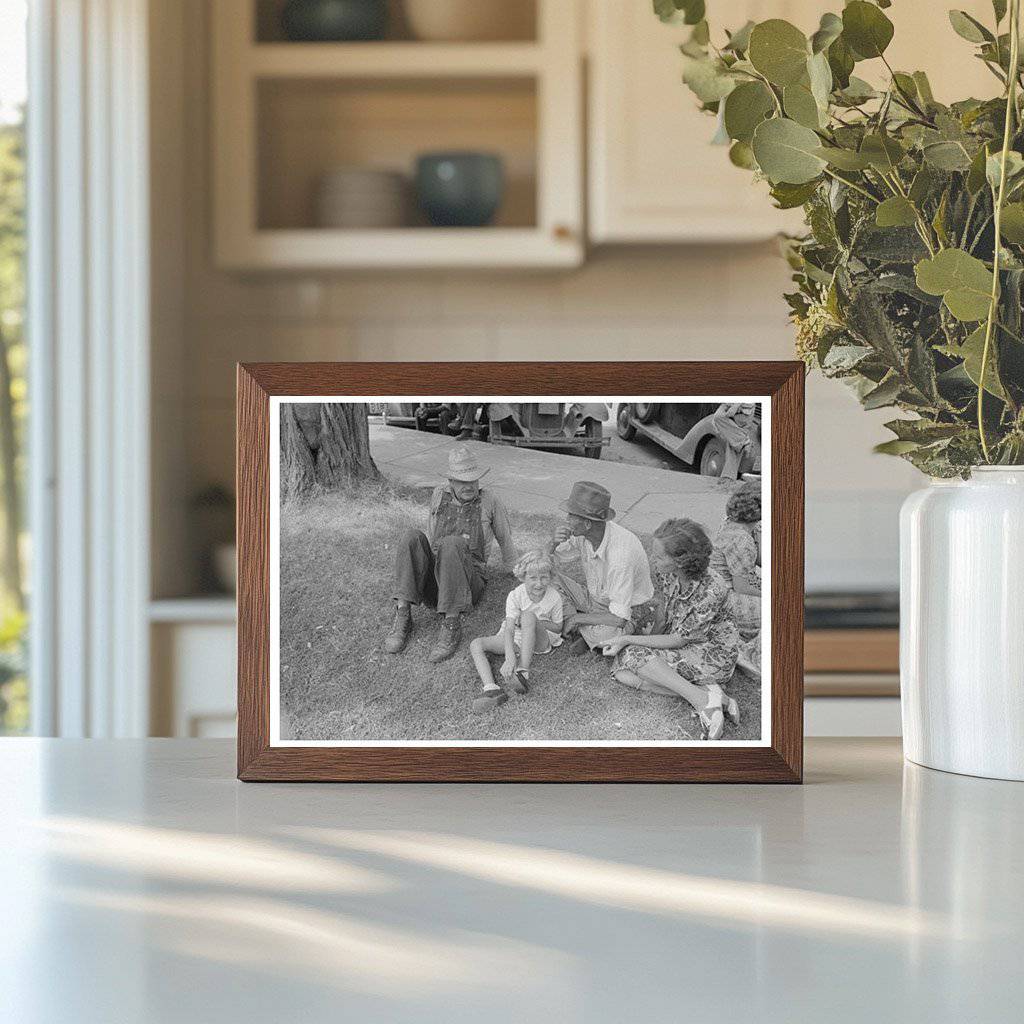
left=616, top=402, right=761, bottom=476
left=489, top=402, right=610, bottom=458
left=382, top=402, right=460, bottom=433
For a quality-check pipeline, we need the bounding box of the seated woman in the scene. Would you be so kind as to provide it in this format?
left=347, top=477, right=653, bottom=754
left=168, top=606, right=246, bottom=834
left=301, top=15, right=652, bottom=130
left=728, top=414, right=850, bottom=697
left=710, top=482, right=762, bottom=679
left=601, top=519, right=740, bottom=740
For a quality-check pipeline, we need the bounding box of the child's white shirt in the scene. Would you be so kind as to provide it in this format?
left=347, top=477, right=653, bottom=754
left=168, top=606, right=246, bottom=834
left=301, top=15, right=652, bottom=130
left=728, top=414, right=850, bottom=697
left=503, top=583, right=563, bottom=648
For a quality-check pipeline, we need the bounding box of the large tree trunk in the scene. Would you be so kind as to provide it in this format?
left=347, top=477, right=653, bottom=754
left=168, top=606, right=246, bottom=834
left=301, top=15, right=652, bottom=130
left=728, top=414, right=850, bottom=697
left=280, top=402, right=381, bottom=499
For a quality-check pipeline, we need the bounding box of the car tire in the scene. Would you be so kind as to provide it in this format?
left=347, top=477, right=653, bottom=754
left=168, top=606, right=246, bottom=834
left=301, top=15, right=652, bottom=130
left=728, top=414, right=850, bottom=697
left=634, top=402, right=659, bottom=423
left=616, top=404, right=637, bottom=440
left=583, top=418, right=603, bottom=459
left=699, top=437, right=727, bottom=477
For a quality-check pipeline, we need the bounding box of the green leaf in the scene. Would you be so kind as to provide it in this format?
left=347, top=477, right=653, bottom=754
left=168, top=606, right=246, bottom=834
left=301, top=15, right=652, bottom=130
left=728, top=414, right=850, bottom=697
left=770, top=179, right=820, bottom=209
left=932, top=190, right=950, bottom=247
left=681, top=55, right=737, bottom=103
left=810, top=12, right=843, bottom=54
left=842, top=1, right=894, bottom=60
left=723, top=81, right=775, bottom=143
left=958, top=325, right=1007, bottom=398
left=923, top=141, right=973, bottom=171
left=724, top=20, right=755, bottom=53
left=728, top=140, right=758, bottom=169
left=836, top=75, right=877, bottom=104
left=783, top=83, right=822, bottom=129
left=915, top=249, right=994, bottom=321
left=807, top=51, right=833, bottom=111
left=912, top=71, right=935, bottom=105
left=748, top=19, right=810, bottom=87
left=654, top=0, right=705, bottom=25
left=875, top=196, right=918, bottom=228
left=994, top=0, right=1008, bottom=24
left=874, top=438, right=921, bottom=455
left=948, top=10, right=993, bottom=44
left=814, top=145, right=872, bottom=170
left=862, top=374, right=902, bottom=410
left=690, top=20, right=710, bottom=46
left=827, top=35, right=855, bottom=89
left=909, top=165, right=936, bottom=205
left=885, top=418, right=963, bottom=443
left=860, top=133, right=905, bottom=173
left=986, top=150, right=1024, bottom=190
left=752, top=117, right=827, bottom=184
left=1000, top=202, right=1024, bottom=242
left=967, top=143, right=993, bottom=193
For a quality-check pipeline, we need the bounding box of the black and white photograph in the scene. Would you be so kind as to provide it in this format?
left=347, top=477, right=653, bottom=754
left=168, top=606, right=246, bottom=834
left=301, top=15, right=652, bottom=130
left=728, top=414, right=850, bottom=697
left=270, top=397, right=770, bottom=746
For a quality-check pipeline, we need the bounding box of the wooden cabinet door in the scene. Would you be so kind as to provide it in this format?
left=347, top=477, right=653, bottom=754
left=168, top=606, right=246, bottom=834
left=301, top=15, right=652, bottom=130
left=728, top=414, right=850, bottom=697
left=588, top=0, right=813, bottom=243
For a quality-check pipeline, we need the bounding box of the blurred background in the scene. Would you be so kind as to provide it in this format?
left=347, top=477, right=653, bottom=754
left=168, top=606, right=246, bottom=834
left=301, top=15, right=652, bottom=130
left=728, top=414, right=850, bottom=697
left=0, top=0, right=999, bottom=740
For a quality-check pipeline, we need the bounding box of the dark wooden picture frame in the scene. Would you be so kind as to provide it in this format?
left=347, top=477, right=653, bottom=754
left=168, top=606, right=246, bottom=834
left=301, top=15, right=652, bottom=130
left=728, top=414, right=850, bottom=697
left=237, top=362, right=804, bottom=782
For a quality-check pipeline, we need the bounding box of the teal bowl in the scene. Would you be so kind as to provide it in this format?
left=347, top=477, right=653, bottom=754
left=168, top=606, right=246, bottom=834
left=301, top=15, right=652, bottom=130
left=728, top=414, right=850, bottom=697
left=415, top=152, right=505, bottom=228
left=281, top=0, right=388, bottom=42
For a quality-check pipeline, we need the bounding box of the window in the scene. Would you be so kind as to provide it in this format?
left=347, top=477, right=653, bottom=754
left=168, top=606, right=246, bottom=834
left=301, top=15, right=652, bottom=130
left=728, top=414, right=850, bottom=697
left=0, top=0, right=28, bottom=734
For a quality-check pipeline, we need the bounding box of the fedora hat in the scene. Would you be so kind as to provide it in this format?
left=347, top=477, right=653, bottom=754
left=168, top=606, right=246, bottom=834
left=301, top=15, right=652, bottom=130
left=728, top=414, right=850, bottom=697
left=447, top=445, right=489, bottom=482
left=560, top=480, right=616, bottom=521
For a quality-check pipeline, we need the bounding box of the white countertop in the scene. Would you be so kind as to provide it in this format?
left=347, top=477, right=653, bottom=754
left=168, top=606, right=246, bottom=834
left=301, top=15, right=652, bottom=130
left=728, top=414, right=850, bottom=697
left=1, top=738, right=1021, bottom=1023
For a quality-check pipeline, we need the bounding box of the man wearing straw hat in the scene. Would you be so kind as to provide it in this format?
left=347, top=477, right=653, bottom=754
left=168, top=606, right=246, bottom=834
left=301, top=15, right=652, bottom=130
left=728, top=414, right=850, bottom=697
left=550, top=480, right=654, bottom=655
left=384, top=445, right=518, bottom=663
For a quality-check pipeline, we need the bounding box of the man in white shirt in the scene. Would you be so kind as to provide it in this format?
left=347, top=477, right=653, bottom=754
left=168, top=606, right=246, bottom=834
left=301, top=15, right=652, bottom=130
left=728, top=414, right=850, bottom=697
left=549, top=480, right=654, bottom=655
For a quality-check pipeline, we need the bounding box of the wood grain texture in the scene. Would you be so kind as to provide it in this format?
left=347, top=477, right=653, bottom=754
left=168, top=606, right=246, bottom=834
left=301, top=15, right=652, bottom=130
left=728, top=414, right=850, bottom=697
left=237, top=361, right=805, bottom=783
left=805, top=629, right=899, bottom=674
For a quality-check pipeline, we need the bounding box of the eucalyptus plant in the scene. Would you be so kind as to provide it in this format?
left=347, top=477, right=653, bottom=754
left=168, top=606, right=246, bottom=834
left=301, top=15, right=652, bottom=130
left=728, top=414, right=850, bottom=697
left=659, top=0, right=1024, bottom=474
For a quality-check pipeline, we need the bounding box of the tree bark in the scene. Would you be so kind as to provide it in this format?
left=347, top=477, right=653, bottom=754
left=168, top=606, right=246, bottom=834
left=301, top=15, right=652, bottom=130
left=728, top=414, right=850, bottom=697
left=280, top=403, right=381, bottom=499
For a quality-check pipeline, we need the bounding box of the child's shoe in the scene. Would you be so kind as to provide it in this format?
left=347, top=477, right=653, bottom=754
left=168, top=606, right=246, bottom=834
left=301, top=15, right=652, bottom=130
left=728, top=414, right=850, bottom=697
left=510, top=670, right=530, bottom=694
left=472, top=687, right=508, bottom=712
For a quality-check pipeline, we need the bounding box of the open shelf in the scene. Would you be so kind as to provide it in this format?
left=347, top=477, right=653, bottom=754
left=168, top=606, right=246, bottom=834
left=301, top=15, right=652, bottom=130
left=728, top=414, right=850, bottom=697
left=254, top=0, right=538, bottom=45
left=257, top=76, right=537, bottom=232
left=213, top=0, right=581, bottom=268
left=248, top=41, right=544, bottom=77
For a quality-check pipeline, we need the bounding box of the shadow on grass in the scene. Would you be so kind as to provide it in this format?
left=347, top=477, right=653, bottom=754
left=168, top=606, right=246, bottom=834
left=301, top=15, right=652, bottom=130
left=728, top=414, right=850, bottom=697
left=279, top=480, right=761, bottom=743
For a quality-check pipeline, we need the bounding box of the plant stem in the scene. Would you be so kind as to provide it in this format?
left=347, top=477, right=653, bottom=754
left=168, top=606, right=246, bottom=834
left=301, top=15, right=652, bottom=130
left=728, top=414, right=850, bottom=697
left=821, top=167, right=879, bottom=203
left=979, top=0, right=1021, bottom=462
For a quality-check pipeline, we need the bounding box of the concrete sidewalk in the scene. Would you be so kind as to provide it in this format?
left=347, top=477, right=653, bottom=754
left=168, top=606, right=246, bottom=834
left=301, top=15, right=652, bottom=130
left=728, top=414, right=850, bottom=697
left=369, top=422, right=734, bottom=535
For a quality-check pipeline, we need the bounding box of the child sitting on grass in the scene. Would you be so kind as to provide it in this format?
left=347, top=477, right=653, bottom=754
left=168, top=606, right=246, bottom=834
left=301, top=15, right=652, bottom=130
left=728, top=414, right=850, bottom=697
left=470, top=549, right=563, bottom=713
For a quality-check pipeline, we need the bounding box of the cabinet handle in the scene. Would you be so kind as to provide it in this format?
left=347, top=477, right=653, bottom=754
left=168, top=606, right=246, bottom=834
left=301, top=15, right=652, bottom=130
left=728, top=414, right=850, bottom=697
left=553, top=224, right=574, bottom=241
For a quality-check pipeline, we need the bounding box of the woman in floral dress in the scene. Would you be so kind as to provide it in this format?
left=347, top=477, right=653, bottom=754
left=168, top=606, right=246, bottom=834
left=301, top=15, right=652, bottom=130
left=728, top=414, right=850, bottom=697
left=600, top=518, right=740, bottom=740
left=710, top=482, right=762, bottom=678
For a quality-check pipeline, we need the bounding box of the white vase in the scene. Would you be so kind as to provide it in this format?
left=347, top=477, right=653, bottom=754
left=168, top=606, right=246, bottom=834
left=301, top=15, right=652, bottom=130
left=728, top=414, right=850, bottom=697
left=900, top=467, right=1024, bottom=780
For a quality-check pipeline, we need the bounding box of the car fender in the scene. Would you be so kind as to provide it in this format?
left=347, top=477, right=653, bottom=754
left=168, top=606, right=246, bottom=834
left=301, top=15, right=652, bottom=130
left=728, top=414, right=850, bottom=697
left=677, top=414, right=717, bottom=464
left=575, top=402, right=609, bottom=422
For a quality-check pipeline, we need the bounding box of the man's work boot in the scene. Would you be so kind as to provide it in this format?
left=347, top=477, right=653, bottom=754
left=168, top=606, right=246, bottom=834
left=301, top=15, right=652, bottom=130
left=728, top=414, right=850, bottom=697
left=383, top=604, right=413, bottom=654
left=428, top=615, right=462, bottom=663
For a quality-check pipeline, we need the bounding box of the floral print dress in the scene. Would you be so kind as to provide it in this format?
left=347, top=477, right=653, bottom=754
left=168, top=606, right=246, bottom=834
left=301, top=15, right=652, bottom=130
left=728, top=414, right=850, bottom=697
left=709, top=520, right=761, bottom=672
left=615, top=570, right=740, bottom=687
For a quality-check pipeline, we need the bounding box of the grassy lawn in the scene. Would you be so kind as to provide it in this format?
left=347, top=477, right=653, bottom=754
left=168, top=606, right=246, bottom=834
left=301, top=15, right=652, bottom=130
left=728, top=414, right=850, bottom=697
left=279, top=480, right=761, bottom=743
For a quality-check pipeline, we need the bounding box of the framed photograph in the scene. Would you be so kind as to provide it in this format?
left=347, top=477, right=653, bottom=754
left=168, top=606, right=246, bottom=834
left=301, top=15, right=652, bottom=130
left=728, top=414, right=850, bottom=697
left=237, top=362, right=804, bottom=782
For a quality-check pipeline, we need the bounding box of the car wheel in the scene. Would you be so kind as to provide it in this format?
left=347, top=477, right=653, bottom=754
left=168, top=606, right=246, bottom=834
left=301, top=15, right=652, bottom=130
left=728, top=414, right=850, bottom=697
left=699, top=437, right=727, bottom=477
left=616, top=404, right=637, bottom=440
left=634, top=403, right=659, bottom=423
left=583, top=418, right=603, bottom=458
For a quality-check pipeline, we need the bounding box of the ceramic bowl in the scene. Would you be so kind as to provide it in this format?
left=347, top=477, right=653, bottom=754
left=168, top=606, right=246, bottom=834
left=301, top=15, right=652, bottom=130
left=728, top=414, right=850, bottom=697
left=314, top=167, right=409, bottom=228
left=280, top=0, right=388, bottom=42
left=414, top=152, right=504, bottom=227
left=403, top=0, right=533, bottom=42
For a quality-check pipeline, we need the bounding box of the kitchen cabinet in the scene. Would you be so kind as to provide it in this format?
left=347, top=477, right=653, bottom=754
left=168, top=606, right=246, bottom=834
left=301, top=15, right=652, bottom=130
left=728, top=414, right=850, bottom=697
left=587, top=0, right=999, bottom=244
left=212, top=0, right=584, bottom=269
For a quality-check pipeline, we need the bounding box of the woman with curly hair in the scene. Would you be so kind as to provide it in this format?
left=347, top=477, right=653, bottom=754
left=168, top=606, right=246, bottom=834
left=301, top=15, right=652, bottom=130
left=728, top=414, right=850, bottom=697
left=600, top=518, right=740, bottom=740
left=710, top=482, right=762, bottom=678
